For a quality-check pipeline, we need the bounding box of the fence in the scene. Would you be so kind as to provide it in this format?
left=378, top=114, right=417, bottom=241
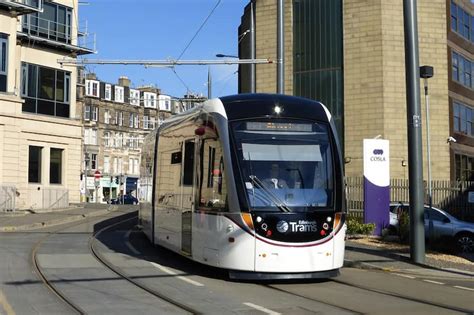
left=0, top=185, right=16, bottom=212
left=346, top=177, right=474, bottom=222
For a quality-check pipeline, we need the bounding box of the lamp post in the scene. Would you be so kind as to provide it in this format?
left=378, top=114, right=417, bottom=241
left=420, top=65, right=434, bottom=244
left=84, top=152, right=90, bottom=203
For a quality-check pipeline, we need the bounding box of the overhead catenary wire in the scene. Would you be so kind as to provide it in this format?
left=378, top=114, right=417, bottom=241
left=176, top=0, right=222, bottom=61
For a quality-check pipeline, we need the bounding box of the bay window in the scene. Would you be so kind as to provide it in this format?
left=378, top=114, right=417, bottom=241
left=21, top=62, right=71, bottom=118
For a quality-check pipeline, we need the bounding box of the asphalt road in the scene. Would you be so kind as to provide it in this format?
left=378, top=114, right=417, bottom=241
left=0, top=209, right=472, bottom=314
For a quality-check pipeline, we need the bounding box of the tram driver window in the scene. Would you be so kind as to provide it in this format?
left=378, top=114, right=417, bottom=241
left=199, top=139, right=227, bottom=211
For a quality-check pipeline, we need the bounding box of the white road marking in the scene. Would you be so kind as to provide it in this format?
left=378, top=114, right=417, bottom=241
left=125, top=230, right=140, bottom=255
left=150, top=262, right=204, bottom=287
left=243, top=302, right=281, bottom=315
left=393, top=273, right=416, bottom=279
left=453, top=285, right=474, bottom=292
left=0, top=290, right=15, bottom=315
left=422, top=279, right=445, bottom=285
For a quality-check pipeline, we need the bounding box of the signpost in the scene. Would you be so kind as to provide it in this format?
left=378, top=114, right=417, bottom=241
left=94, top=170, right=101, bottom=203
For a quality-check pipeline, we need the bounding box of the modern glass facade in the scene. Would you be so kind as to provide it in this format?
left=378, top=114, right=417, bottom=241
left=293, top=0, right=343, bottom=141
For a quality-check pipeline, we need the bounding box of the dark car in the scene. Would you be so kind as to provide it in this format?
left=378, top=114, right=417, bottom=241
left=110, top=194, right=139, bottom=205
left=389, top=202, right=474, bottom=253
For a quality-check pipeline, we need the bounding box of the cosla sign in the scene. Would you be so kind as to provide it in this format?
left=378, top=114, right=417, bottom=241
left=363, top=139, right=390, bottom=235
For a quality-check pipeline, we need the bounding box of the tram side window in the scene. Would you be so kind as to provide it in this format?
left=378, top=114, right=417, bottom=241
left=199, top=139, right=227, bottom=211
left=182, top=141, right=194, bottom=186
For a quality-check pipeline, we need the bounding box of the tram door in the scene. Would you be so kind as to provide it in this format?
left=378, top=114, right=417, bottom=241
left=181, top=140, right=195, bottom=255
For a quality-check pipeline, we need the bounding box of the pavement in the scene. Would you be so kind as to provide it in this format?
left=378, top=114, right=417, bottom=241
left=1, top=206, right=473, bottom=280
left=0, top=203, right=116, bottom=232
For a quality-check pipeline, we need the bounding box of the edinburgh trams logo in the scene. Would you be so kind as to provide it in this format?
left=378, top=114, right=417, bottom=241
left=276, top=220, right=317, bottom=233
left=370, top=149, right=386, bottom=162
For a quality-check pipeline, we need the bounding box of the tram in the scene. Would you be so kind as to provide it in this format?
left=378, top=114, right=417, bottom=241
left=139, top=94, right=346, bottom=279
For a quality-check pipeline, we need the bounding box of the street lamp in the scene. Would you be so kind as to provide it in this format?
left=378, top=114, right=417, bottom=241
left=420, top=65, right=434, bottom=243
left=215, top=54, right=238, bottom=58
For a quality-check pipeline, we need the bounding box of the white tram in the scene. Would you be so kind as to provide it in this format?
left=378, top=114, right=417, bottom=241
left=139, top=94, right=346, bottom=279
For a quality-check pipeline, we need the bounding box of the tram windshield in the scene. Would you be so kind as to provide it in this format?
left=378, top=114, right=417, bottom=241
left=231, top=119, right=334, bottom=212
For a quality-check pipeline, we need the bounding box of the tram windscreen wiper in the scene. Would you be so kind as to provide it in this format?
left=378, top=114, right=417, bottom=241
left=249, top=175, right=292, bottom=212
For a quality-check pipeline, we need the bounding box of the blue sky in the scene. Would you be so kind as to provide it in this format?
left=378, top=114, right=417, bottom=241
left=79, top=0, right=246, bottom=98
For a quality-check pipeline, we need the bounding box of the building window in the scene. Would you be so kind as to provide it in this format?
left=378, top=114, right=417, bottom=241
left=104, top=84, right=112, bottom=101
left=113, top=157, right=118, bottom=174
left=104, top=109, right=110, bottom=124
left=143, top=115, right=151, bottom=129
left=85, top=80, right=100, bottom=97
left=116, top=132, right=123, bottom=148
left=144, top=92, right=157, bottom=108
left=0, top=33, right=8, bottom=93
left=130, top=89, right=140, bottom=106
left=452, top=51, right=473, bottom=89
left=451, top=1, right=473, bottom=42
left=28, top=146, right=42, bottom=183
left=84, top=105, right=98, bottom=121
left=22, top=2, right=73, bottom=44
left=115, top=86, right=124, bottom=103
left=453, top=101, right=473, bottom=136
left=104, top=156, right=110, bottom=174
left=21, top=62, right=71, bottom=118
left=129, top=113, right=135, bottom=128
left=104, top=131, right=111, bottom=147
left=451, top=1, right=458, bottom=32
left=85, top=128, right=97, bottom=145
left=118, top=157, right=123, bottom=174
left=455, top=154, right=474, bottom=181
left=116, top=111, right=123, bottom=126
left=50, top=148, right=63, bottom=184
left=84, top=105, right=90, bottom=120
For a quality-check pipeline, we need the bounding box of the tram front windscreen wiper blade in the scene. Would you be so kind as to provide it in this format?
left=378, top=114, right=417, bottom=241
left=249, top=175, right=292, bottom=213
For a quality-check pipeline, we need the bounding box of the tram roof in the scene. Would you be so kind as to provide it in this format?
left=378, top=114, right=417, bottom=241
left=219, top=93, right=330, bottom=122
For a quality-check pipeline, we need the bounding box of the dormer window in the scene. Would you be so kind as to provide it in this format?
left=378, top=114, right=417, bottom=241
left=104, top=84, right=112, bottom=101
left=130, top=89, right=140, bottom=106
left=86, top=80, right=100, bottom=97
left=115, top=86, right=124, bottom=103
left=144, top=92, right=157, bottom=108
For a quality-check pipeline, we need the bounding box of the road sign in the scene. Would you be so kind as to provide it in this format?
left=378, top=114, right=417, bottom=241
left=94, top=170, right=101, bottom=180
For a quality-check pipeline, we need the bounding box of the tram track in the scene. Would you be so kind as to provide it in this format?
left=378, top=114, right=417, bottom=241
left=262, top=284, right=364, bottom=314
left=31, top=209, right=199, bottom=315
left=89, top=215, right=201, bottom=315
left=329, top=277, right=474, bottom=314
left=262, top=277, right=473, bottom=314
left=30, top=213, right=107, bottom=315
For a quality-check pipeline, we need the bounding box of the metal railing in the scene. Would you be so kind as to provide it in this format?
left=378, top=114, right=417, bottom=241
left=0, top=185, right=16, bottom=212
left=346, top=177, right=474, bottom=222
left=21, top=15, right=96, bottom=52
left=0, top=0, right=43, bottom=12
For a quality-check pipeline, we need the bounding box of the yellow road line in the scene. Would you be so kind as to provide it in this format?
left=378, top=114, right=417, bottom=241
left=0, top=290, right=15, bottom=315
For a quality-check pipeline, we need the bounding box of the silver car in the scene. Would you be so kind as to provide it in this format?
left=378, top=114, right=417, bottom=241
left=389, top=203, right=474, bottom=253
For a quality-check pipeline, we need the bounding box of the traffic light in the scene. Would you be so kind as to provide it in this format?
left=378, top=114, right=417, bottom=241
left=115, top=176, right=119, bottom=184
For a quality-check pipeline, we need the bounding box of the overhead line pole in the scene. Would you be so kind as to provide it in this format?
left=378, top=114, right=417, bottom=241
left=403, top=0, right=425, bottom=264
left=277, top=0, right=284, bottom=94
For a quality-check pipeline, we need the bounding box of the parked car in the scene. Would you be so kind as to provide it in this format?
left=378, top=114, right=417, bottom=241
left=110, top=194, right=139, bottom=205
left=389, top=202, right=474, bottom=252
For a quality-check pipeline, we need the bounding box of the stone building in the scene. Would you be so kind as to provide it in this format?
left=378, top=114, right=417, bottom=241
left=0, top=0, right=94, bottom=210
left=77, top=73, right=173, bottom=203
left=239, top=0, right=474, bottom=181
